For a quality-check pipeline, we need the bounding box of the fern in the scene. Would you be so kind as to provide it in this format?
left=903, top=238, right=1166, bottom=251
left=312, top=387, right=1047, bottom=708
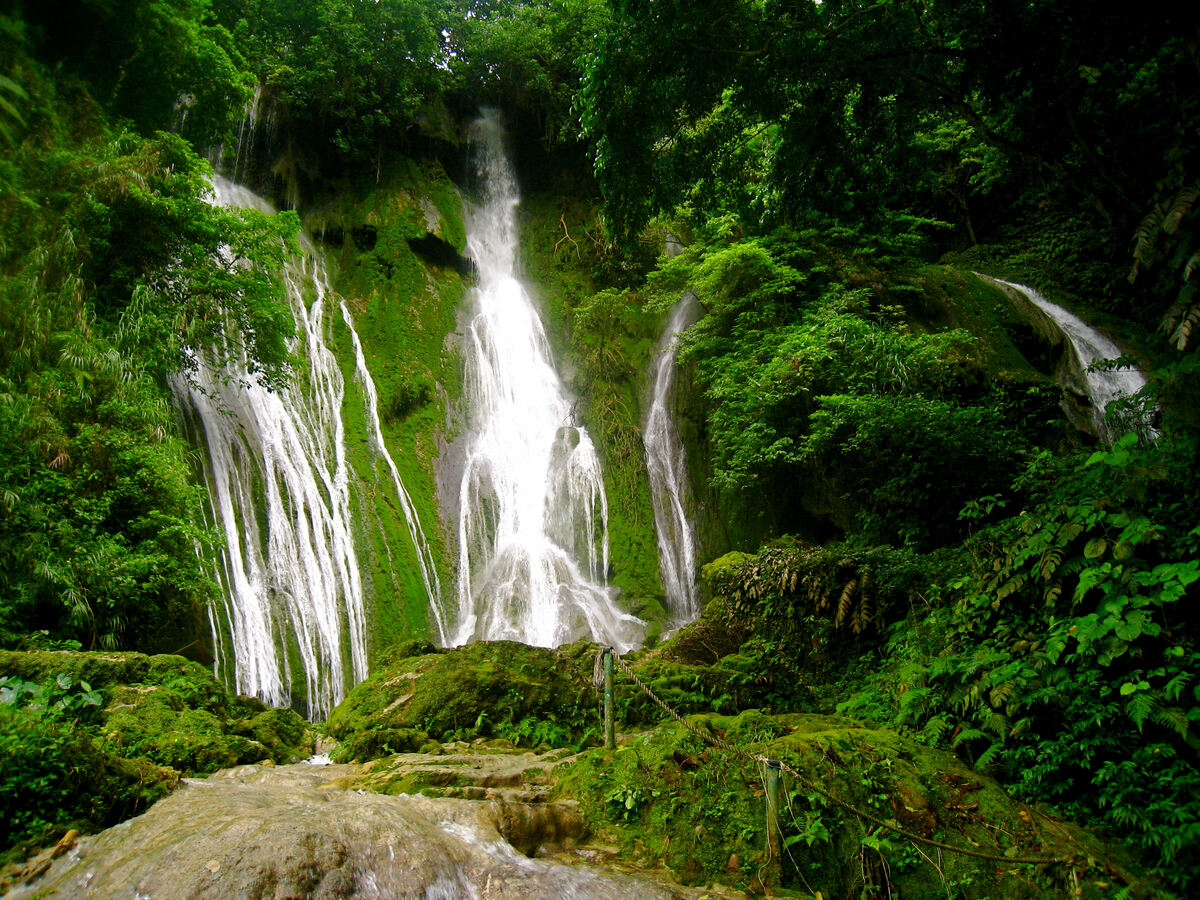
left=919, top=714, right=950, bottom=745
left=1152, top=705, right=1190, bottom=741
left=897, top=686, right=931, bottom=719
left=1126, top=690, right=1158, bottom=731
left=1161, top=300, right=1200, bottom=351
left=951, top=727, right=985, bottom=748
left=988, top=680, right=1015, bottom=707
left=1163, top=184, right=1200, bottom=234
left=1185, top=249, right=1200, bottom=282
left=974, top=741, right=1003, bottom=771
left=1163, top=671, right=1193, bottom=702
left=835, top=577, right=857, bottom=628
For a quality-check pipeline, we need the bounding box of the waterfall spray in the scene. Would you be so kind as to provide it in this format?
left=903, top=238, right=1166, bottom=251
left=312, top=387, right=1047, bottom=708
left=173, top=175, right=441, bottom=719
left=644, top=293, right=701, bottom=628
left=447, top=110, right=643, bottom=650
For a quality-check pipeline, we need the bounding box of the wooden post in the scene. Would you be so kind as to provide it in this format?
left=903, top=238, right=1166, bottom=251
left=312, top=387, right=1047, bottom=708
left=765, top=759, right=782, bottom=866
left=603, top=647, right=615, bottom=750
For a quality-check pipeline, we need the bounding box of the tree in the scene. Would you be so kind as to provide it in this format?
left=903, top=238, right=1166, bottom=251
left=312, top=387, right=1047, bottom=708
left=13, top=0, right=252, bottom=144
left=581, top=0, right=1200, bottom=270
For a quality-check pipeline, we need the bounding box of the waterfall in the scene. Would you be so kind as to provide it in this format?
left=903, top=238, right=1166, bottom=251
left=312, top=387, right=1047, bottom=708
left=447, top=110, right=644, bottom=651
left=981, top=276, right=1153, bottom=439
left=172, top=175, right=441, bottom=719
left=644, top=293, right=701, bottom=628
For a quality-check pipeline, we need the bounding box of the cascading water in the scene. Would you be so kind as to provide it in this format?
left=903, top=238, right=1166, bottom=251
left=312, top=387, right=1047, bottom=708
left=447, top=110, right=643, bottom=651
left=173, top=175, right=441, bottom=719
left=644, top=293, right=701, bottom=627
left=10, top=761, right=711, bottom=900
left=980, top=275, right=1153, bottom=439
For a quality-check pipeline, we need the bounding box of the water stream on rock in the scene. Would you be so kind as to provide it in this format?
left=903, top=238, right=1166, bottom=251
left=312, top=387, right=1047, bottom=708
left=644, top=293, right=701, bottom=627
left=980, top=276, right=1152, bottom=439
left=6, top=761, right=709, bottom=900
left=172, top=176, right=441, bottom=719
left=447, top=110, right=643, bottom=650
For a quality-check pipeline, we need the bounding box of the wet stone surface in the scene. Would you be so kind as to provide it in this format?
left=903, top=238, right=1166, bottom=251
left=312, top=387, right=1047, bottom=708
left=6, top=753, right=728, bottom=900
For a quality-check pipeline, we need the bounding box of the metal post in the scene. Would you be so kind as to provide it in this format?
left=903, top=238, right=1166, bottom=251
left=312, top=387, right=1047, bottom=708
left=603, top=647, right=615, bottom=750
left=765, top=759, right=782, bottom=866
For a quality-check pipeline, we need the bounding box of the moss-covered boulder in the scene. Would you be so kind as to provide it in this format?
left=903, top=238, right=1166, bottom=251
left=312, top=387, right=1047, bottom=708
left=557, top=709, right=1144, bottom=898
left=0, top=650, right=316, bottom=863
left=0, top=651, right=313, bottom=774
left=102, top=687, right=272, bottom=773
left=0, top=650, right=159, bottom=691
left=0, top=704, right=179, bottom=866
left=2, top=651, right=239, bottom=715
left=0, top=649, right=315, bottom=860
left=326, top=633, right=823, bottom=764
left=326, top=641, right=599, bottom=758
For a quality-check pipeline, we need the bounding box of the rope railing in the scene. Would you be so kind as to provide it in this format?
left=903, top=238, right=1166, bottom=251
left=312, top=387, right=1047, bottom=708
left=601, top=646, right=1078, bottom=870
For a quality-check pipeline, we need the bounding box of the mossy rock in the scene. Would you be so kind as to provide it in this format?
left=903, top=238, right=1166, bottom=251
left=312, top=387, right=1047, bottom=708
left=333, top=726, right=432, bottom=763
left=1, top=651, right=312, bottom=778
left=302, top=161, right=467, bottom=663
left=140, top=731, right=270, bottom=774
left=516, top=190, right=668, bottom=625
left=0, top=651, right=240, bottom=716
left=0, top=705, right=179, bottom=863
left=556, top=709, right=1145, bottom=898
left=101, top=689, right=279, bottom=774
left=326, top=641, right=597, bottom=758
left=0, top=651, right=316, bottom=861
left=0, top=650, right=155, bottom=688
left=239, top=707, right=309, bottom=752
left=658, top=595, right=750, bottom=666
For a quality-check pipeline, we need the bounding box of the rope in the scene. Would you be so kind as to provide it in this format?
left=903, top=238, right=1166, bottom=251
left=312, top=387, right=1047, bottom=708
left=606, top=648, right=1072, bottom=867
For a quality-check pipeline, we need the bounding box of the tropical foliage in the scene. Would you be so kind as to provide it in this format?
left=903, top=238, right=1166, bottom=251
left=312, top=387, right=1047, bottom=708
left=1, top=0, right=1197, bottom=892
left=0, top=15, right=295, bottom=650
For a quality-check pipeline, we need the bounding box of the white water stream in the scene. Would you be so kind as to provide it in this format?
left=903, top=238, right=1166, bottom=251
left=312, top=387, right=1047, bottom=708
left=980, top=276, right=1152, bottom=439
left=447, top=111, right=643, bottom=650
left=172, top=176, right=440, bottom=719
left=9, top=762, right=707, bottom=900
left=644, top=293, right=701, bottom=627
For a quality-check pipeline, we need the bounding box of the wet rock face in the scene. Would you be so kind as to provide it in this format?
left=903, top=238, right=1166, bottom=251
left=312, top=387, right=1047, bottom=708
left=8, top=762, right=701, bottom=900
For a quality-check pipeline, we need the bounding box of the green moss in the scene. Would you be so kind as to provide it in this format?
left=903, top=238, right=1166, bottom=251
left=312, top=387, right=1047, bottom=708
left=326, top=641, right=599, bottom=758
left=101, top=686, right=285, bottom=774
left=0, top=651, right=312, bottom=777
left=0, top=650, right=317, bottom=860
left=334, top=726, right=432, bottom=763
left=0, top=705, right=178, bottom=864
left=701, top=551, right=753, bottom=580
left=0, top=649, right=155, bottom=687
left=556, top=710, right=1132, bottom=897
left=299, top=156, right=468, bottom=664
left=242, top=707, right=309, bottom=751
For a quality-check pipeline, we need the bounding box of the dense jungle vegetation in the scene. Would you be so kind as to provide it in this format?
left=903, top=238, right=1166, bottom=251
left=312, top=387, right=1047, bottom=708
left=1, top=0, right=1198, bottom=894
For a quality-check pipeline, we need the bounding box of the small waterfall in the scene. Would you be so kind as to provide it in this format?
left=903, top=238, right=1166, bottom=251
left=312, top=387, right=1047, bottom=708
left=981, top=276, right=1152, bottom=438
left=228, top=84, right=267, bottom=184
left=448, top=110, right=644, bottom=650
left=644, top=293, right=701, bottom=627
left=338, top=299, right=447, bottom=644
left=173, top=175, right=441, bottom=719
left=207, top=85, right=275, bottom=189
